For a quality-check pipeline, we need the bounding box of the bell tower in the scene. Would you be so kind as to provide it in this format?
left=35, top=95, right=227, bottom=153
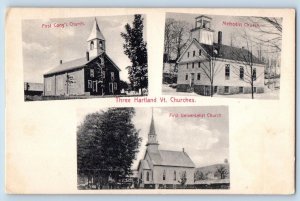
left=191, top=15, right=214, bottom=45
left=87, top=18, right=106, bottom=58
left=146, top=108, right=159, bottom=152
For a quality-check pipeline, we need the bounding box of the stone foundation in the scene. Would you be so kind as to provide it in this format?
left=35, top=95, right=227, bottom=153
left=176, top=84, right=264, bottom=96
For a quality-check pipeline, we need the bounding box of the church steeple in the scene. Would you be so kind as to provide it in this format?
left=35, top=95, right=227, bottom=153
left=146, top=108, right=159, bottom=152
left=87, top=17, right=106, bottom=57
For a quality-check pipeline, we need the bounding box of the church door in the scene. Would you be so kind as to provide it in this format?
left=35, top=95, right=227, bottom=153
left=190, top=73, right=195, bottom=92
left=92, top=81, right=98, bottom=93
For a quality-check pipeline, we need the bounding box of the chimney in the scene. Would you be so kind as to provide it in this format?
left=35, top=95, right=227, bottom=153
left=60, top=60, right=62, bottom=64
left=86, top=51, right=89, bottom=61
left=218, top=31, right=222, bottom=45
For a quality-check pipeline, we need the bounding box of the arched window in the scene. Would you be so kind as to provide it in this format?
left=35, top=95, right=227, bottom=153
left=240, top=66, right=244, bottom=80
left=163, top=170, right=166, bottom=180
left=174, top=171, right=176, bottom=181
left=90, top=41, right=94, bottom=50
left=99, top=40, right=103, bottom=49
left=146, top=172, right=149, bottom=181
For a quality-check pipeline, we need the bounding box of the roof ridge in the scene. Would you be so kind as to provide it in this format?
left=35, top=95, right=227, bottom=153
left=159, top=149, right=184, bottom=153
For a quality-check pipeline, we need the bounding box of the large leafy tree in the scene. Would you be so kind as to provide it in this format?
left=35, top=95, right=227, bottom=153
left=77, top=108, right=141, bottom=188
left=121, top=14, right=148, bottom=94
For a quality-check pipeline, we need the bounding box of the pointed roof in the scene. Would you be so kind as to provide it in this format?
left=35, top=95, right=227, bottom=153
left=177, top=38, right=265, bottom=65
left=149, top=108, right=156, bottom=136
left=44, top=55, right=98, bottom=76
left=147, top=150, right=195, bottom=168
left=87, top=18, right=105, bottom=42
left=146, top=108, right=159, bottom=146
left=44, top=53, right=121, bottom=76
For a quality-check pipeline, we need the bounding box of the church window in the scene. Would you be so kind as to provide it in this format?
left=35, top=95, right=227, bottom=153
left=240, top=66, right=244, bottom=80
left=163, top=170, right=166, bottom=180
left=225, top=64, right=230, bottom=80
left=185, top=74, right=188, bottom=80
left=99, top=40, right=103, bottom=49
left=192, top=62, right=194, bottom=68
left=88, top=80, right=92, bottom=89
left=253, top=68, right=257, bottom=81
left=114, top=82, right=117, bottom=90
left=224, top=86, right=229, bottom=93
left=90, top=41, right=94, bottom=50
left=197, top=73, right=201, bottom=80
left=100, top=57, right=104, bottom=64
left=90, top=69, right=94, bottom=78
left=239, top=87, right=243, bottom=93
left=152, top=170, right=154, bottom=181
left=187, top=52, right=190, bottom=58
left=198, top=62, right=201, bottom=68
left=111, top=72, right=115, bottom=80
left=174, top=171, right=176, bottom=181
left=199, top=49, right=202, bottom=56
left=193, top=50, right=195, bottom=57
left=186, top=63, right=189, bottom=69
left=146, top=172, right=150, bottom=181
left=109, top=83, right=113, bottom=93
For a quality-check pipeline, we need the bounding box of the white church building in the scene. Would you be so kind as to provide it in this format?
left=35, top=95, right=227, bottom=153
left=137, top=111, right=196, bottom=189
left=176, top=15, right=265, bottom=96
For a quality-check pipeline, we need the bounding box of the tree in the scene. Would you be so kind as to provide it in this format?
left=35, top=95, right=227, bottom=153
left=194, top=170, right=206, bottom=181
left=230, top=33, right=264, bottom=99
left=243, top=17, right=282, bottom=52
left=77, top=108, right=141, bottom=189
left=164, top=18, right=191, bottom=60
left=178, top=171, right=187, bottom=186
left=121, top=15, right=148, bottom=95
left=94, top=57, right=106, bottom=95
left=65, top=74, right=76, bottom=95
left=215, top=165, right=229, bottom=179
left=198, top=45, right=223, bottom=97
left=119, top=80, right=129, bottom=91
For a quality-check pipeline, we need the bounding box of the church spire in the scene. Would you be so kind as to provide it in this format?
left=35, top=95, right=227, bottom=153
left=87, top=18, right=105, bottom=42
left=149, top=108, right=156, bottom=135
left=146, top=108, right=159, bottom=151
left=87, top=17, right=106, bottom=57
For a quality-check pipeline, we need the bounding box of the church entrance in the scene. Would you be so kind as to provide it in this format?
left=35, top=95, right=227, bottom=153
left=190, top=73, right=195, bottom=92
left=92, top=81, right=98, bottom=93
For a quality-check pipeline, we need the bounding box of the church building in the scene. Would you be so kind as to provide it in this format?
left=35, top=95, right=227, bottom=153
left=44, top=18, right=120, bottom=96
left=137, top=110, right=196, bottom=189
left=176, top=15, right=265, bottom=96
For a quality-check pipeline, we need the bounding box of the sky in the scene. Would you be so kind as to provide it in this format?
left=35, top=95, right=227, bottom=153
left=22, top=15, right=147, bottom=83
left=166, top=12, right=282, bottom=59
left=77, top=106, right=229, bottom=170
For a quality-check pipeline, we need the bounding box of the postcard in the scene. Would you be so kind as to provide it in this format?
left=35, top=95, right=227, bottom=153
left=5, top=8, right=295, bottom=194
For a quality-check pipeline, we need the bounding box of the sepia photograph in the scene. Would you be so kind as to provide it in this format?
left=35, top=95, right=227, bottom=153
left=77, top=106, right=229, bottom=190
left=23, top=14, right=148, bottom=101
left=162, top=13, right=282, bottom=99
